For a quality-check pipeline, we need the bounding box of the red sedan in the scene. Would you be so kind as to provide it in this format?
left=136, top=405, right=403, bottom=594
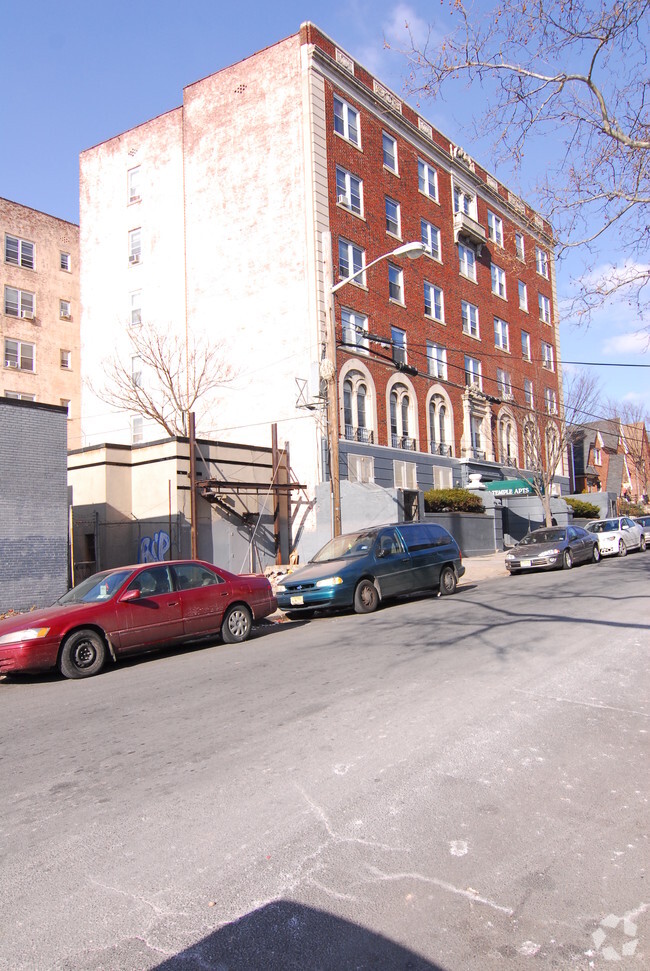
left=0, top=560, right=277, bottom=679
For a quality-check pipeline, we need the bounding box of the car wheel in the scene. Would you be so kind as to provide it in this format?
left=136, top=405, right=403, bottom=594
left=59, top=629, right=107, bottom=679
left=563, top=549, right=573, bottom=570
left=640, top=536, right=647, bottom=552
left=221, top=604, right=252, bottom=643
left=592, top=544, right=601, bottom=563
left=618, top=539, right=627, bottom=557
left=439, top=565, right=457, bottom=595
left=354, top=580, right=379, bottom=614
left=508, top=568, right=520, bottom=575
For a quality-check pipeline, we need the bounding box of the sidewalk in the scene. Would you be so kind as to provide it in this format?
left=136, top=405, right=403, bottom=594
left=459, top=551, right=509, bottom=585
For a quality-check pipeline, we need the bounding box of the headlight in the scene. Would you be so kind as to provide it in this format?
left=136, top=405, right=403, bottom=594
left=543, top=548, right=561, bottom=557
left=505, top=553, right=515, bottom=560
left=315, top=576, right=343, bottom=588
left=275, top=584, right=286, bottom=593
left=0, top=627, right=50, bottom=646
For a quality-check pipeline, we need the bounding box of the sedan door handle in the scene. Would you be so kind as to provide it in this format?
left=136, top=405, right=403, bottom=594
left=166, top=600, right=179, bottom=607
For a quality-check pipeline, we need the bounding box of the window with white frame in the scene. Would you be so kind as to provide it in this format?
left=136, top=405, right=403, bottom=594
left=499, top=415, right=517, bottom=465
left=343, top=371, right=373, bottom=444
left=131, top=415, right=144, bottom=444
left=418, top=159, right=438, bottom=200
left=465, top=354, right=482, bottom=389
left=421, top=219, right=441, bottom=260
left=461, top=300, right=479, bottom=338
left=453, top=183, right=476, bottom=218
left=535, top=246, right=549, bottom=278
left=130, top=290, right=142, bottom=326
left=60, top=398, right=71, bottom=419
left=5, top=235, right=34, bottom=269
left=336, top=167, right=363, bottom=215
left=333, top=94, right=360, bottom=146
left=348, top=453, right=374, bottom=483
left=542, top=341, right=554, bottom=370
left=60, top=252, right=71, bottom=272
left=385, top=197, right=401, bottom=236
left=390, top=384, right=413, bottom=448
left=524, top=379, right=534, bottom=408
left=424, top=281, right=444, bottom=321
left=127, top=166, right=141, bottom=203
left=60, top=349, right=71, bottom=370
left=391, top=326, right=407, bottom=365
left=341, top=308, right=369, bottom=352
left=59, top=299, right=71, bottom=319
left=128, top=228, right=141, bottom=264
left=388, top=263, right=404, bottom=303
left=429, top=394, right=451, bottom=454
left=131, top=355, right=143, bottom=387
left=491, top=263, right=507, bottom=299
left=470, top=415, right=483, bottom=453
left=5, top=338, right=35, bottom=371
left=518, top=280, right=528, bottom=312
left=521, top=330, right=531, bottom=360
left=338, top=239, right=365, bottom=284
left=487, top=211, right=504, bottom=246
left=427, top=341, right=447, bottom=380
left=593, top=445, right=602, bottom=465
left=433, top=465, right=453, bottom=489
left=545, top=387, right=558, bottom=414
left=382, top=133, right=398, bottom=173
left=4, top=286, right=35, bottom=319
left=458, top=242, right=477, bottom=281
left=494, top=317, right=509, bottom=351
left=539, top=292, right=551, bottom=323
left=393, top=460, right=417, bottom=489
left=497, top=368, right=512, bottom=398
left=515, top=232, right=525, bottom=261
left=5, top=391, right=35, bottom=401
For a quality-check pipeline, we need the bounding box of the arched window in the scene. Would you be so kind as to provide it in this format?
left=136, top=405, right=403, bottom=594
left=342, top=370, right=373, bottom=443
left=499, top=417, right=517, bottom=467
left=390, top=383, right=413, bottom=449
left=429, top=394, right=452, bottom=455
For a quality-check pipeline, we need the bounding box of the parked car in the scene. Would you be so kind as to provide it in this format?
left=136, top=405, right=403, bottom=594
left=275, top=522, right=465, bottom=617
left=633, top=516, right=650, bottom=544
left=505, top=525, right=600, bottom=574
left=585, top=517, right=646, bottom=556
left=0, top=560, right=277, bottom=679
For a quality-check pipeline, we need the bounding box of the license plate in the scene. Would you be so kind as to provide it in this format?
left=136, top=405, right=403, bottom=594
left=290, top=595, right=304, bottom=606
left=521, top=559, right=532, bottom=568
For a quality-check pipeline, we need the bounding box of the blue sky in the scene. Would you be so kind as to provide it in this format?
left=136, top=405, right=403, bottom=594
left=2, top=0, right=647, bottom=412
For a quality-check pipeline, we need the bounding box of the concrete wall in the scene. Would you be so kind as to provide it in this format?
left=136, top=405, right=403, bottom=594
left=0, top=399, right=69, bottom=611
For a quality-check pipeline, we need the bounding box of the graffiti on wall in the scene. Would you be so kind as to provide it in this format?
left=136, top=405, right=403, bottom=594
left=138, top=530, right=171, bottom=564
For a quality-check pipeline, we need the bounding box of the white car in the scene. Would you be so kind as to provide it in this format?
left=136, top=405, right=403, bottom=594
left=585, top=517, right=646, bottom=557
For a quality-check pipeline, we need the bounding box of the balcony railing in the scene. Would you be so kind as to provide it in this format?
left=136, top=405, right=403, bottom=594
left=503, top=455, right=518, bottom=468
left=391, top=434, right=416, bottom=450
left=430, top=441, right=452, bottom=457
left=470, top=448, right=486, bottom=460
left=344, top=425, right=374, bottom=444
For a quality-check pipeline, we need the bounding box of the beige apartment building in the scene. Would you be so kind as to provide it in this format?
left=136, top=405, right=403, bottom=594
left=1, top=198, right=81, bottom=447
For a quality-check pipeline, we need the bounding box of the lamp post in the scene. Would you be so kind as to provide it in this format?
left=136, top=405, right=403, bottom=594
left=322, top=235, right=427, bottom=537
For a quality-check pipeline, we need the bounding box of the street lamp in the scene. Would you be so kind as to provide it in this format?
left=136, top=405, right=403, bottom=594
left=322, top=235, right=427, bottom=537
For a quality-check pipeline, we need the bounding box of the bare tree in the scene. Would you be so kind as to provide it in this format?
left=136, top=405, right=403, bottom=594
left=97, top=321, right=233, bottom=437
left=606, top=399, right=650, bottom=497
left=398, top=0, right=650, bottom=322
left=517, top=370, right=601, bottom=525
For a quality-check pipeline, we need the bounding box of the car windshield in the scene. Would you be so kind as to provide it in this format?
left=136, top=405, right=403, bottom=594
left=56, top=569, right=134, bottom=605
left=587, top=520, right=618, bottom=533
left=521, top=529, right=566, bottom=545
left=311, top=530, right=378, bottom=563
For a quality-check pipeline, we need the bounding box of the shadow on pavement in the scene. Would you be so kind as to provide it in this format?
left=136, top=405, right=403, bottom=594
left=152, top=899, right=446, bottom=971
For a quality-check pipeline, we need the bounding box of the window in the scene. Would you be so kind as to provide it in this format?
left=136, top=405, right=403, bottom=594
left=453, top=183, right=476, bottom=218
left=524, top=380, right=534, bottom=408
left=391, top=326, right=406, bottom=365
left=545, top=387, right=558, bottom=414
left=424, top=282, right=444, bottom=321
left=470, top=415, right=483, bottom=454
left=494, top=317, right=509, bottom=351
left=131, top=415, right=143, bottom=444
left=515, top=233, right=525, bottom=261
left=131, top=355, right=143, bottom=387
left=343, top=371, right=373, bottom=444
left=499, top=416, right=517, bottom=466
left=394, top=460, right=417, bottom=489
left=535, top=246, right=549, bottom=278
left=341, top=309, right=369, bottom=352
left=130, top=290, right=142, bottom=326
left=388, top=263, right=404, bottom=303
left=521, top=330, right=531, bottom=360
left=421, top=219, right=441, bottom=260
left=390, top=384, right=414, bottom=449
left=60, top=398, right=71, bottom=419
left=385, top=197, right=401, bottom=236
left=458, top=242, right=477, bottom=281
left=464, top=355, right=482, bottom=389
left=5, top=235, right=34, bottom=269
left=497, top=368, right=512, bottom=398
left=348, top=454, right=374, bottom=483
left=429, top=394, right=451, bottom=455
left=593, top=446, right=602, bottom=466
left=427, top=342, right=447, bottom=380
left=4, top=286, right=35, bottom=319
left=336, top=167, right=363, bottom=215
left=518, top=280, right=528, bottom=312
left=491, top=263, right=507, bottom=299
left=5, top=391, right=35, bottom=401
left=60, top=252, right=71, bottom=272
left=539, top=293, right=551, bottom=323
left=338, top=238, right=365, bottom=285
left=60, top=349, right=71, bottom=370
left=59, top=300, right=71, bottom=320
left=542, top=341, right=555, bottom=370
left=4, top=338, right=35, bottom=371
left=487, top=211, right=504, bottom=246
left=461, top=300, right=479, bottom=338
left=333, top=94, right=360, bottom=146
left=418, top=159, right=438, bottom=200
left=129, top=228, right=142, bottom=264
left=383, top=133, right=398, bottom=172
left=127, top=166, right=141, bottom=203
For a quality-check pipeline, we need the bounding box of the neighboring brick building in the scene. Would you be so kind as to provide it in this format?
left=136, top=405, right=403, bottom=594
left=0, top=398, right=69, bottom=611
left=79, top=23, right=564, bottom=555
left=1, top=198, right=81, bottom=448
left=571, top=419, right=650, bottom=502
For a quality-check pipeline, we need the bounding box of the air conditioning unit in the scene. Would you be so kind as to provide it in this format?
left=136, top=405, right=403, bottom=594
left=337, top=194, right=349, bottom=206
left=20, top=310, right=34, bottom=320
left=6, top=361, right=18, bottom=368
left=60, top=312, right=71, bottom=320
left=129, top=254, right=140, bottom=264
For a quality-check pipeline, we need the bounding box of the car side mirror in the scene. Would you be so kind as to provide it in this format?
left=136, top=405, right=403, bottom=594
left=120, top=588, right=141, bottom=602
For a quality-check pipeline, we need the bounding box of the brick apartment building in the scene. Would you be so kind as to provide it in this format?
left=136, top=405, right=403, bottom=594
left=79, top=23, right=564, bottom=554
left=1, top=198, right=80, bottom=448
left=571, top=419, right=650, bottom=501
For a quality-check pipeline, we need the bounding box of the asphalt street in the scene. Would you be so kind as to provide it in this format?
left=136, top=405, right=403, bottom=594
left=1, top=553, right=648, bottom=970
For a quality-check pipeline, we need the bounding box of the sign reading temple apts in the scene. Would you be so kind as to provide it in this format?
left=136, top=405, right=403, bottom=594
left=485, top=479, right=535, bottom=497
